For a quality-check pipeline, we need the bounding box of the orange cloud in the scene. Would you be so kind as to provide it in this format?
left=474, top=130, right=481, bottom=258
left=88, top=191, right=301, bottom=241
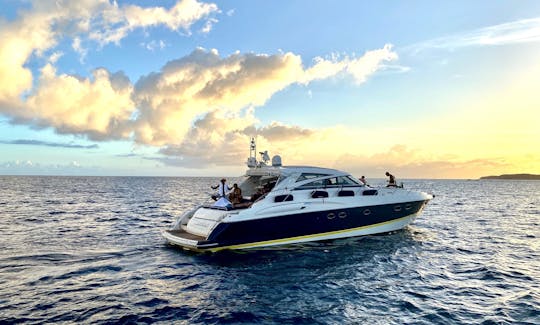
left=23, top=64, right=134, bottom=140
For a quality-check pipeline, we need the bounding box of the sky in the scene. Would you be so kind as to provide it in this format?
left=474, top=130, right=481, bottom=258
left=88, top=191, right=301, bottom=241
left=0, top=0, right=539, bottom=178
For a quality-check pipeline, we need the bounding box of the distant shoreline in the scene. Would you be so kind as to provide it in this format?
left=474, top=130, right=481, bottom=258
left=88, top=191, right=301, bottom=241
left=480, top=174, right=540, bottom=180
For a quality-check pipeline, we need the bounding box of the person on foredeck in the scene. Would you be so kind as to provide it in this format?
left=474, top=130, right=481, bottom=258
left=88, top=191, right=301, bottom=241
left=211, top=178, right=232, bottom=201
left=359, top=176, right=368, bottom=186
left=385, top=172, right=397, bottom=187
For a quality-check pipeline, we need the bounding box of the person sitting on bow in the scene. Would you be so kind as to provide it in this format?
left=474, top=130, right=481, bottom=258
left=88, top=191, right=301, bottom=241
left=228, top=183, right=243, bottom=205
left=385, top=172, right=397, bottom=187
left=359, top=176, right=369, bottom=186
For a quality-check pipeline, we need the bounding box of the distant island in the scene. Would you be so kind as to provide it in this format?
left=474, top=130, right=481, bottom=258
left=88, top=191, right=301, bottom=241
left=480, top=174, right=540, bottom=180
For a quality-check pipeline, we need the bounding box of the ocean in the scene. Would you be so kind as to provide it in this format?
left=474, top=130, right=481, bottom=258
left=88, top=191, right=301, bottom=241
left=0, top=176, right=538, bottom=324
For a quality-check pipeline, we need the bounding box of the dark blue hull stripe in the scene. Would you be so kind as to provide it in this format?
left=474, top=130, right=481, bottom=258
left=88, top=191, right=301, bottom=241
left=187, top=200, right=429, bottom=249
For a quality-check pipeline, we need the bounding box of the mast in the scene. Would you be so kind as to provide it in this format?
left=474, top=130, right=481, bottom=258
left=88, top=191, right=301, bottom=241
left=247, top=137, right=257, bottom=168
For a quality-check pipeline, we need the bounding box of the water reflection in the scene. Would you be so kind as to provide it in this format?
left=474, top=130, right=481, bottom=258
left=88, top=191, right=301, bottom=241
left=1, top=177, right=538, bottom=324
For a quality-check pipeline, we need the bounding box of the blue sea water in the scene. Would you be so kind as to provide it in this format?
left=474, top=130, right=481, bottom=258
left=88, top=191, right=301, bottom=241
left=0, top=176, right=538, bottom=324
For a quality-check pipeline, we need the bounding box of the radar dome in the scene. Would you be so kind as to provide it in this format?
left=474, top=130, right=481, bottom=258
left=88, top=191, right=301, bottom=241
left=272, top=155, right=282, bottom=167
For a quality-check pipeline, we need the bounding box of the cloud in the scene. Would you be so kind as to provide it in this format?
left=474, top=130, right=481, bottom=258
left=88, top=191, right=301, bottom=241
left=72, top=37, right=88, bottom=63
left=0, top=5, right=53, bottom=101
left=302, top=44, right=398, bottom=84
left=155, top=111, right=268, bottom=167
left=0, top=0, right=218, bottom=102
left=333, top=145, right=514, bottom=179
left=244, top=122, right=313, bottom=142
left=408, top=17, right=540, bottom=53
left=132, top=46, right=396, bottom=146
left=22, top=64, right=135, bottom=140
left=0, top=139, right=98, bottom=149
left=115, top=153, right=140, bottom=158
left=89, top=0, right=219, bottom=44
left=132, top=48, right=303, bottom=145
left=0, top=44, right=396, bottom=166
left=0, top=1, right=398, bottom=169
left=129, top=45, right=397, bottom=167
left=140, top=40, right=167, bottom=51
left=155, top=110, right=316, bottom=168
left=200, top=17, right=219, bottom=33
left=0, top=159, right=101, bottom=175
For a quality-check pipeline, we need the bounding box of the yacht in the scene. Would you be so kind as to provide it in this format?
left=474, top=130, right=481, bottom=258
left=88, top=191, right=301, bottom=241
left=163, top=139, right=433, bottom=252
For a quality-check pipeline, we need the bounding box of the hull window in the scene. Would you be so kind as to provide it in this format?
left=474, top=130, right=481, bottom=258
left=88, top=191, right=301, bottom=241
left=311, top=190, right=329, bottom=198
left=394, top=205, right=402, bottom=212
left=362, top=189, right=378, bottom=196
left=337, top=190, right=355, bottom=197
left=274, top=194, right=294, bottom=202
left=405, top=204, right=412, bottom=210
left=363, top=209, right=371, bottom=216
left=338, top=211, right=347, bottom=218
left=327, top=212, right=336, bottom=219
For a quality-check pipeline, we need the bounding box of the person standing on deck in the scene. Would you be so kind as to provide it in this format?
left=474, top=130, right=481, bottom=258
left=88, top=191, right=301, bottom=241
left=211, top=178, right=232, bottom=201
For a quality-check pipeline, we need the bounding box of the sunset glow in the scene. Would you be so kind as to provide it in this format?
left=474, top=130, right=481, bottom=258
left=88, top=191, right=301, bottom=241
left=1, top=1, right=539, bottom=178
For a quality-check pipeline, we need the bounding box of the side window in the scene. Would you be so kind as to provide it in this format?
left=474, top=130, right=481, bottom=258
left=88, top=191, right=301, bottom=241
left=297, top=177, right=342, bottom=189
left=337, top=176, right=358, bottom=185
left=297, top=175, right=365, bottom=189
left=308, top=179, right=325, bottom=187
left=324, top=177, right=337, bottom=186
left=296, top=173, right=329, bottom=182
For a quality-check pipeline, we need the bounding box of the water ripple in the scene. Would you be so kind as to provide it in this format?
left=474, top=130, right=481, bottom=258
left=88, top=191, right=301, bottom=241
left=0, top=177, right=539, bottom=323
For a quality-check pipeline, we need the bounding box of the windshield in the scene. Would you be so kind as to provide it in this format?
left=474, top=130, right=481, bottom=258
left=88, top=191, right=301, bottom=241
left=239, top=175, right=279, bottom=196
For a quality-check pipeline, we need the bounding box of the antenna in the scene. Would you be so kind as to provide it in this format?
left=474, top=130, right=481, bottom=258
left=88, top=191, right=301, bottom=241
left=247, top=137, right=257, bottom=168
left=250, top=137, right=256, bottom=156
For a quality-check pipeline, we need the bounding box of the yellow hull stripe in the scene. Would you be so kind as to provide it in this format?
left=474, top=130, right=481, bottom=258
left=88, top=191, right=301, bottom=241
left=204, top=213, right=416, bottom=252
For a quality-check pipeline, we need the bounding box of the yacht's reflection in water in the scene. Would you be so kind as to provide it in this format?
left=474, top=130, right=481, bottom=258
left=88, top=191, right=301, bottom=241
left=160, top=228, right=427, bottom=323
left=191, top=227, right=425, bottom=266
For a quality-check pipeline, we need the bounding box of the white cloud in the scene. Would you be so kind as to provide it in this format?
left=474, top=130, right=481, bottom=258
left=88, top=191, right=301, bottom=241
left=409, top=17, right=540, bottom=53
left=0, top=4, right=56, bottom=100
left=89, top=0, right=219, bottom=44
left=131, top=46, right=396, bottom=146
left=72, top=37, right=88, bottom=63
left=1, top=44, right=396, bottom=161
left=0, top=159, right=102, bottom=175
left=22, top=64, right=135, bottom=140
left=302, top=44, right=398, bottom=84
left=201, top=17, right=218, bottom=33
left=131, top=48, right=306, bottom=145
left=0, top=1, right=398, bottom=169
left=48, top=51, right=63, bottom=64
left=140, top=40, right=167, bottom=51
left=0, top=0, right=218, bottom=102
